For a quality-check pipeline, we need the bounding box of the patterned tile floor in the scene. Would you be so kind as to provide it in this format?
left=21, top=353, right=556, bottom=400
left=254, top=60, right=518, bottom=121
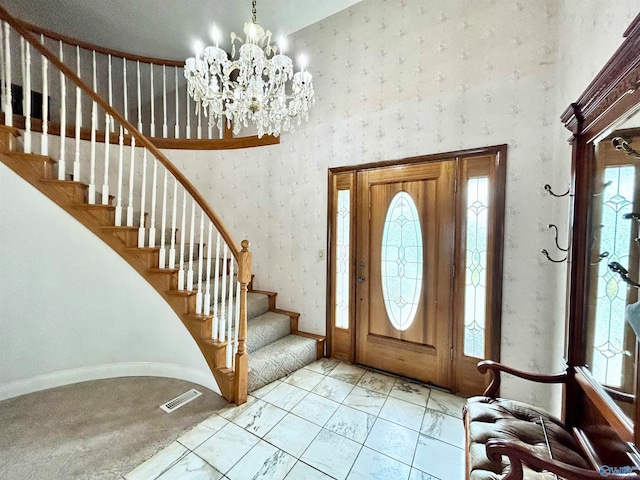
left=125, top=359, right=467, bottom=480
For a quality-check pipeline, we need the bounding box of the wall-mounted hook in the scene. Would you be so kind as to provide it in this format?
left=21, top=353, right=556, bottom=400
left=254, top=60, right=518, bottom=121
left=608, top=261, right=640, bottom=288
left=623, top=212, right=640, bottom=222
left=541, top=249, right=568, bottom=263
left=612, top=137, right=640, bottom=159
left=544, top=184, right=570, bottom=198
left=591, top=251, right=610, bottom=265
left=547, top=224, right=568, bottom=252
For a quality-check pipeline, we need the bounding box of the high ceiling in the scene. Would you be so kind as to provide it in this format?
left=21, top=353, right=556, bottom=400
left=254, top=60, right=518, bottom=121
left=0, top=0, right=361, bottom=60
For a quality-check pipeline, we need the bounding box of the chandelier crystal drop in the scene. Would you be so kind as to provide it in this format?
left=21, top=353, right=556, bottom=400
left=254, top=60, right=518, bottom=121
left=184, top=0, right=315, bottom=138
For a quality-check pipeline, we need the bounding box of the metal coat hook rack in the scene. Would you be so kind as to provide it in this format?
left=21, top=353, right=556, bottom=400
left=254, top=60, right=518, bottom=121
left=541, top=224, right=568, bottom=263
left=608, top=262, right=640, bottom=289
left=544, top=184, right=571, bottom=198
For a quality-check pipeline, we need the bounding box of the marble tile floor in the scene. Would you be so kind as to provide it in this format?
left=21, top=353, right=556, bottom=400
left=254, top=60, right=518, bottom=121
left=126, top=359, right=467, bottom=480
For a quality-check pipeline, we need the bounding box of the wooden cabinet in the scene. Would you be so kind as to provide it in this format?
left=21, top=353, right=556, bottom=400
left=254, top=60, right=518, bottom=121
left=562, top=13, right=640, bottom=451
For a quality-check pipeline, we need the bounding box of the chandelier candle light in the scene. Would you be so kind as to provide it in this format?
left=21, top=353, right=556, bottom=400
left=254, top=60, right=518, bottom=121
left=184, top=0, right=315, bottom=138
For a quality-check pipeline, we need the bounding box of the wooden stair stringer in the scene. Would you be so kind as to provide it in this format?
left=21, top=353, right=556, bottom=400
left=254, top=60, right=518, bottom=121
left=0, top=139, right=238, bottom=402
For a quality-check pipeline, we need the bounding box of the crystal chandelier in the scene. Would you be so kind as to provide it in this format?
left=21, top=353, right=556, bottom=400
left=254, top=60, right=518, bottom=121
left=184, top=0, right=315, bottom=138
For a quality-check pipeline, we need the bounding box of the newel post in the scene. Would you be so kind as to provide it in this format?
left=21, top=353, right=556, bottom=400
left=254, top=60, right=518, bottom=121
left=234, top=239, right=252, bottom=404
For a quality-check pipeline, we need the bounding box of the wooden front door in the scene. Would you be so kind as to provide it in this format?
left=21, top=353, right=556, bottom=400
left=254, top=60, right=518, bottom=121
left=355, top=160, right=455, bottom=387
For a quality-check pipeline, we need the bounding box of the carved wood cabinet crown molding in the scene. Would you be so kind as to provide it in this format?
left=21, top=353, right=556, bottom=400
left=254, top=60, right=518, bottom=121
left=561, top=13, right=640, bottom=136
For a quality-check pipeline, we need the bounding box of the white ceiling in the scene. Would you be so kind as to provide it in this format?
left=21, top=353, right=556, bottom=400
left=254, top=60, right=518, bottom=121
left=1, top=0, right=361, bottom=60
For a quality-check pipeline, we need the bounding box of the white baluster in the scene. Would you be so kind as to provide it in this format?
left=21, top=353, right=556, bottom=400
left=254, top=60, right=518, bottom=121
left=185, top=85, right=191, bottom=139
left=101, top=120, right=110, bottom=204
left=178, top=188, right=187, bottom=289
left=197, top=105, right=202, bottom=139
left=73, top=46, right=81, bottom=181
left=204, top=221, right=213, bottom=316
left=169, top=177, right=178, bottom=268
left=108, top=54, right=114, bottom=132
left=58, top=41, right=65, bottom=179
left=40, top=34, right=48, bottom=156
left=123, top=58, right=128, bottom=122
left=19, top=38, right=24, bottom=114
left=219, top=243, right=228, bottom=342
left=149, top=158, right=158, bottom=247
left=88, top=50, right=97, bottom=203
left=138, top=148, right=147, bottom=246
left=174, top=67, right=179, bottom=138
left=2, top=23, right=10, bottom=127
left=195, top=212, right=204, bottom=314
left=126, top=136, right=136, bottom=226
left=212, top=232, right=221, bottom=340
left=187, top=199, right=195, bottom=291
left=162, top=65, right=168, bottom=138
left=150, top=64, right=155, bottom=137
left=234, top=280, right=241, bottom=358
left=136, top=60, right=142, bottom=132
left=208, top=122, right=213, bottom=140
left=115, top=126, right=124, bottom=226
left=226, top=259, right=235, bottom=368
left=24, top=42, right=31, bottom=154
left=159, top=169, right=168, bottom=267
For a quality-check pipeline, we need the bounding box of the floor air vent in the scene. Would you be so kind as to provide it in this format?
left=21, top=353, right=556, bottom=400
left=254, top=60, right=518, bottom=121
left=160, top=389, right=202, bottom=413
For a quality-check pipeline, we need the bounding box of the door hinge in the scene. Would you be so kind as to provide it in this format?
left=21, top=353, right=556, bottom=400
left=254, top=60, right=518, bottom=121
left=450, top=347, right=454, bottom=362
left=452, top=264, right=455, bottom=279
left=454, top=177, right=458, bottom=193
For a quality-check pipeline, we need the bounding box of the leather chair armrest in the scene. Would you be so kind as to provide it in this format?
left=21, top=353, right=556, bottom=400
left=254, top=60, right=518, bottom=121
left=486, top=439, right=640, bottom=480
left=478, top=360, right=569, bottom=397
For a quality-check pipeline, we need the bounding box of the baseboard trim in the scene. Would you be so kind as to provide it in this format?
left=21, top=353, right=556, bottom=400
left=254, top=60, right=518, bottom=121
left=0, top=362, right=221, bottom=401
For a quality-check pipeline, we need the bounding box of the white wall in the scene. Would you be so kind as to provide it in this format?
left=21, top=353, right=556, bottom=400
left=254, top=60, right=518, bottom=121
left=0, top=161, right=219, bottom=400
left=164, top=0, right=565, bottom=410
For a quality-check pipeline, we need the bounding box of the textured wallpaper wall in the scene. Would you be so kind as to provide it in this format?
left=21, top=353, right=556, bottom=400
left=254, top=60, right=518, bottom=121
left=164, top=0, right=637, bottom=411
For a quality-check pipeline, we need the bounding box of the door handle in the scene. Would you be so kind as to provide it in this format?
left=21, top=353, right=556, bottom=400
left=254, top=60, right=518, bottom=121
left=358, top=275, right=366, bottom=283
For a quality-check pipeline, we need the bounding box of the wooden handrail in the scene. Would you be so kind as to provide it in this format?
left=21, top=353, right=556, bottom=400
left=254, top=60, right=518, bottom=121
left=0, top=5, right=241, bottom=260
left=19, top=19, right=183, bottom=67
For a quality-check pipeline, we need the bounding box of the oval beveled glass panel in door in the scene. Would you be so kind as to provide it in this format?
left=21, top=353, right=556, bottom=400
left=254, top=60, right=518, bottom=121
left=381, top=191, right=423, bottom=331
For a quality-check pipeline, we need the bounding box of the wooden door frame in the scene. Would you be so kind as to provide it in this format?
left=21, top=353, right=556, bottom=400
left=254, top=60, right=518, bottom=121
left=326, top=145, right=506, bottom=392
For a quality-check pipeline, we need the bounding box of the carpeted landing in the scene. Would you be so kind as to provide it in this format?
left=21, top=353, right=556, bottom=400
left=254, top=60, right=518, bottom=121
left=0, top=377, right=227, bottom=479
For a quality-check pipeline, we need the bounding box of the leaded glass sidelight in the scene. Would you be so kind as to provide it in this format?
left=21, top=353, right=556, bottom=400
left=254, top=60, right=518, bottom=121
left=335, top=190, right=351, bottom=329
left=464, top=177, right=489, bottom=358
left=592, top=165, right=636, bottom=387
left=381, top=191, right=423, bottom=331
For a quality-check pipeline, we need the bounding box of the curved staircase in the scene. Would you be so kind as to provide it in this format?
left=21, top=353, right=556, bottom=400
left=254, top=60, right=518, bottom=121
left=0, top=6, right=325, bottom=405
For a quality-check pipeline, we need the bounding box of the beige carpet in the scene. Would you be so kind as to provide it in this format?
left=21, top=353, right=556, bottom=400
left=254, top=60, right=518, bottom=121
left=0, top=377, right=227, bottom=479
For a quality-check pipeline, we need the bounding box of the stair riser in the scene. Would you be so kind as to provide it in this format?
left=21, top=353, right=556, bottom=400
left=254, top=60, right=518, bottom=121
left=201, top=341, right=229, bottom=367
left=73, top=207, right=115, bottom=226
left=2, top=156, right=47, bottom=184
left=185, top=317, right=212, bottom=339
left=0, top=127, right=18, bottom=153
left=115, top=229, right=138, bottom=248
left=126, top=250, right=160, bottom=270
left=166, top=294, right=197, bottom=314
left=45, top=183, right=87, bottom=205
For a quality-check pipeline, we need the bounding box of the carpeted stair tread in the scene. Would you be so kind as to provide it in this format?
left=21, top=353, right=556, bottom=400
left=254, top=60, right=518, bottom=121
left=246, top=311, right=291, bottom=354
left=248, top=334, right=318, bottom=392
left=211, top=292, right=269, bottom=321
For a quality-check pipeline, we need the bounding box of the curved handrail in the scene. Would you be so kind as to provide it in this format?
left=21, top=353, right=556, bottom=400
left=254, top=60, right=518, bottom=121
left=0, top=5, right=241, bottom=260
left=19, top=19, right=183, bottom=66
